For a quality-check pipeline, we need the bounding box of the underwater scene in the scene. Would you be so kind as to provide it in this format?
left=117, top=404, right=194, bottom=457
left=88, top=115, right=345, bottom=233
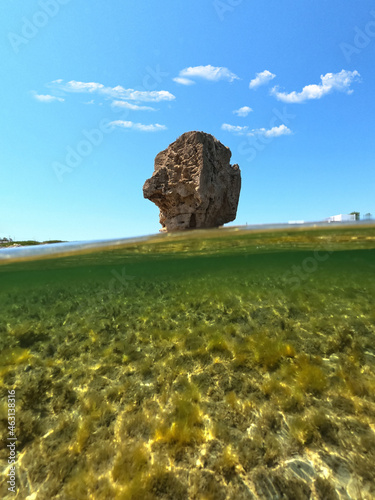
left=0, top=224, right=375, bottom=500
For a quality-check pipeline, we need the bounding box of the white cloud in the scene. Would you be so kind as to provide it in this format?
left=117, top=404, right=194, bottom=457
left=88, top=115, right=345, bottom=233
left=172, top=77, right=195, bottom=86
left=48, top=80, right=176, bottom=102
left=251, top=124, right=292, bottom=138
left=249, top=70, right=276, bottom=89
left=33, top=93, right=64, bottom=103
left=125, top=90, right=175, bottom=102
left=233, top=106, right=253, bottom=117
left=111, top=101, right=156, bottom=111
left=271, top=70, right=361, bottom=103
left=55, top=80, right=104, bottom=93
left=221, top=124, right=249, bottom=135
left=174, top=65, right=239, bottom=84
left=109, top=120, right=167, bottom=132
left=222, top=123, right=292, bottom=138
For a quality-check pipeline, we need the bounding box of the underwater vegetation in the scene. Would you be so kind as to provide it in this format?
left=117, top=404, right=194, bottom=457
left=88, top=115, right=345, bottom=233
left=0, top=227, right=375, bottom=499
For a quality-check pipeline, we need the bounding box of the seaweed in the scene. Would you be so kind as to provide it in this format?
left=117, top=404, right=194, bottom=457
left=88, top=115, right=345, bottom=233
left=0, top=226, right=374, bottom=499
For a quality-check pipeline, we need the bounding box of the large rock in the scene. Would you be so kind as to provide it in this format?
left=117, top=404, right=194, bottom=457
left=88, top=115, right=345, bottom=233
left=143, top=131, right=241, bottom=231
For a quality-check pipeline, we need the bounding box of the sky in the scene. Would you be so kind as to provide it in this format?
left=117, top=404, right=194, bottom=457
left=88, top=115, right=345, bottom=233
left=1, top=0, right=374, bottom=242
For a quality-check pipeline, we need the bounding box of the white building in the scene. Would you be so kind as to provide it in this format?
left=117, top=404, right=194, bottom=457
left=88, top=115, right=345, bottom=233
left=325, top=214, right=357, bottom=223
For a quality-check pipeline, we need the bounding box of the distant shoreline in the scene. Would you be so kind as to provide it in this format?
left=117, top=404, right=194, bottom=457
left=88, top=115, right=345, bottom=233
left=0, top=240, right=65, bottom=248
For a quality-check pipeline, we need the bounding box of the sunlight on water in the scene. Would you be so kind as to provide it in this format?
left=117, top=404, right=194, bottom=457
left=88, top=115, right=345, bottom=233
left=1, top=224, right=375, bottom=499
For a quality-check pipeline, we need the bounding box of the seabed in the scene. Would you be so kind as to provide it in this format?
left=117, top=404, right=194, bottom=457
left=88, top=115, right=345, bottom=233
left=0, top=224, right=375, bottom=499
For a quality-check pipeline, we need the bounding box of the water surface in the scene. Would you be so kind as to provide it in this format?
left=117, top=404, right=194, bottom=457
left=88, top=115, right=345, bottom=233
left=1, top=224, right=375, bottom=499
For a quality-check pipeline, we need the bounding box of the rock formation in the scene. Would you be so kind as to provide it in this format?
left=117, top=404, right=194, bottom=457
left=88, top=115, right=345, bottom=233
left=143, top=131, right=241, bottom=232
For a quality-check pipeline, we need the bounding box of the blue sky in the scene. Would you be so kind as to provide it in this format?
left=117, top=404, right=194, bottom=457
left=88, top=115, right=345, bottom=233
left=1, top=0, right=374, bottom=241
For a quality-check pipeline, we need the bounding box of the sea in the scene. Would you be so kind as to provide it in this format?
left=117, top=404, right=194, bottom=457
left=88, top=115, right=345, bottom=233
left=0, top=223, right=374, bottom=500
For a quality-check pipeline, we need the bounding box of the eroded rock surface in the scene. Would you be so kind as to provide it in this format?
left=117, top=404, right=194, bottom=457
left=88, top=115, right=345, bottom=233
left=143, top=131, right=241, bottom=231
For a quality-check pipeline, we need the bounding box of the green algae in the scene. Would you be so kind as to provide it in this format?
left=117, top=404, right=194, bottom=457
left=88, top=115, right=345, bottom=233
left=0, top=225, right=375, bottom=499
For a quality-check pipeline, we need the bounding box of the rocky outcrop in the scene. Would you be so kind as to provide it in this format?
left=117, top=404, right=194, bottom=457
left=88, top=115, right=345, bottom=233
left=143, top=131, right=241, bottom=232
